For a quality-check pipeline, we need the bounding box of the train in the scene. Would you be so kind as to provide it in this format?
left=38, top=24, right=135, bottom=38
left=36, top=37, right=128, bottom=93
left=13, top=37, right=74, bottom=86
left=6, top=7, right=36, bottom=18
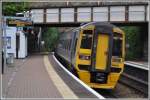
left=55, top=22, right=125, bottom=89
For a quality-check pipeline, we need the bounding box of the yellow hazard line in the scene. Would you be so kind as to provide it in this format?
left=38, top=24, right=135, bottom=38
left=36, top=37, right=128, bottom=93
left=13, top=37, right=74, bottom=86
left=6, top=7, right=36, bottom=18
left=44, top=55, right=78, bottom=99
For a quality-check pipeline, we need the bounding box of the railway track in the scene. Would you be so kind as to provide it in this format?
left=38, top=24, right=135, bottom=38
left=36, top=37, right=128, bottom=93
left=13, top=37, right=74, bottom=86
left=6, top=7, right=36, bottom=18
left=119, top=73, right=148, bottom=96
left=120, top=64, right=148, bottom=95
left=94, top=89, right=117, bottom=98
left=96, top=64, right=148, bottom=98
left=96, top=81, right=147, bottom=98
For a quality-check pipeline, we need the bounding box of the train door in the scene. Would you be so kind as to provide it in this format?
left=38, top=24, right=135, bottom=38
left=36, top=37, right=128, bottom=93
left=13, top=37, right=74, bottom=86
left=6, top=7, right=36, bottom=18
left=90, top=31, right=113, bottom=83
left=95, top=34, right=109, bottom=70
left=91, top=31, right=113, bottom=73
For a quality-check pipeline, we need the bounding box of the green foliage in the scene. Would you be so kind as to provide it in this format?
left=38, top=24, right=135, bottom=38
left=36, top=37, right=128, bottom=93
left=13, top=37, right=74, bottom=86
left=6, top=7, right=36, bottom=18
left=42, top=28, right=59, bottom=52
left=121, top=26, right=142, bottom=60
left=2, top=2, right=29, bottom=16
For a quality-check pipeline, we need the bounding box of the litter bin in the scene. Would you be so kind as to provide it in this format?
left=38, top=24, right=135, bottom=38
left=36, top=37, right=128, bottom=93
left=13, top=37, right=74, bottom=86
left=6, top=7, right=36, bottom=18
left=6, top=53, right=14, bottom=65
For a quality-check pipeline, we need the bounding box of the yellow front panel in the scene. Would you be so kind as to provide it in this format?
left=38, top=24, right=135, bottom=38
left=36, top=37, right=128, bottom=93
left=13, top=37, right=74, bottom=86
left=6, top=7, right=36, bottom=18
left=78, top=71, right=90, bottom=83
left=78, top=59, right=91, bottom=65
left=96, top=34, right=109, bottom=70
left=79, top=49, right=91, bottom=54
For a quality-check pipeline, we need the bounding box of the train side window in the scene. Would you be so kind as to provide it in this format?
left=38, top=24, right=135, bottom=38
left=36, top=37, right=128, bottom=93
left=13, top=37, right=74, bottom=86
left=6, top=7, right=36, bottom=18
left=67, top=40, right=69, bottom=49
left=67, top=40, right=69, bottom=50
left=65, top=40, right=67, bottom=49
left=80, top=30, right=93, bottom=49
left=74, top=39, right=78, bottom=51
left=72, top=31, right=79, bottom=56
left=68, top=39, right=71, bottom=50
left=65, top=40, right=67, bottom=50
left=62, top=40, right=65, bottom=49
left=66, top=40, right=69, bottom=50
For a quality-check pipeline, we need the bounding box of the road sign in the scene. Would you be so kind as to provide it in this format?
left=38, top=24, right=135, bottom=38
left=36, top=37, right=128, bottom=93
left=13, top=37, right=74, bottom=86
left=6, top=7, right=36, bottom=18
left=7, top=19, right=32, bottom=27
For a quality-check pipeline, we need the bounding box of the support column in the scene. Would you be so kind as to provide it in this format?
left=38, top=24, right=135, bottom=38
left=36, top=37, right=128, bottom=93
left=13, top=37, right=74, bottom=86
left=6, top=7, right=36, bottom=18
left=0, top=1, right=2, bottom=74
left=59, top=8, right=61, bottom=23
left=44, top=9, right=46, bottom=23
left=91, top=7, right=93, bottom=22
left=125, top=6, right=129, bottom=22
left=145, top=5, right=147, bottom=21
left=74, top=7, right=77, bottom=23
left=108, top=6, right=110, bottom=22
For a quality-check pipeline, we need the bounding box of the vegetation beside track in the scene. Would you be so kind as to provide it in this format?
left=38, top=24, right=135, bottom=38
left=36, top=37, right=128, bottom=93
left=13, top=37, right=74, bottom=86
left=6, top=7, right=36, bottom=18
left=42, top=27, right=59, bottom=52
left=121, top=26, right=145, bottom=60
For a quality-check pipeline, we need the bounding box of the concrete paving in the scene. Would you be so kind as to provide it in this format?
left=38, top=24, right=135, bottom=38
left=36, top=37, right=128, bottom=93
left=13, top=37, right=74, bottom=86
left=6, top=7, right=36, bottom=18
left=2, top=54, right=99, bottom=99
left=2, top=55, right=62, bottom=98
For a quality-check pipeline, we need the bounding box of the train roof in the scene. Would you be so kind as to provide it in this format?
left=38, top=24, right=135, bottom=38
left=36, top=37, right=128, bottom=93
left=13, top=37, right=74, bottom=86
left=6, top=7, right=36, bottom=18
left=81, top=22, right=116, bottom=28
left=62, top=22, right=123, bottom=34
left=81, top=22, right=117, bottom=34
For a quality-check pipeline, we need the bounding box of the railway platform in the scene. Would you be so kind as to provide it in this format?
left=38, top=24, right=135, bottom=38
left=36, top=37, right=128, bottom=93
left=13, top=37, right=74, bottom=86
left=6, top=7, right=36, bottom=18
left=125, top=61, right=149, bottom=70
left=2, top=53, right=104, bottom=99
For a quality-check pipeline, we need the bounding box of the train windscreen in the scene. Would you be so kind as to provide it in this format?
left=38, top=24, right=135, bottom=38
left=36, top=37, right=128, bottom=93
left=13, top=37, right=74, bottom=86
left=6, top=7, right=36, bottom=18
left=80, top=30, right=93, bottom=49
left=112, top=36, right=122, bottom=57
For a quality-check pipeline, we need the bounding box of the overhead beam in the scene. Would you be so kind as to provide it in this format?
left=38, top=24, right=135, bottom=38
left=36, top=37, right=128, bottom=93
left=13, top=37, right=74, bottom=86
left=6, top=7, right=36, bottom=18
left=28, top=2, right=148, bottom=9
left=33, top=22, right=148, bottom=27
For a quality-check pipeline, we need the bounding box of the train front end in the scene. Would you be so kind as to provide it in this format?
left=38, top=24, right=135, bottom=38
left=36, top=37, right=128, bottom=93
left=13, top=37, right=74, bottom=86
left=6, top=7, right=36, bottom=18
left=75, top=23, right=125, bottom=89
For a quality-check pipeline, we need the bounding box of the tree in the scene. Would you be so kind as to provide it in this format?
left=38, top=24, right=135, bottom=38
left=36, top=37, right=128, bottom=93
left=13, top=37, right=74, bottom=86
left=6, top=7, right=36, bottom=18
left=121, top=26, right=142, bottom=60
left=2, top=2, right=29, bottom=16
left=42, top=28, right=59, bottom=52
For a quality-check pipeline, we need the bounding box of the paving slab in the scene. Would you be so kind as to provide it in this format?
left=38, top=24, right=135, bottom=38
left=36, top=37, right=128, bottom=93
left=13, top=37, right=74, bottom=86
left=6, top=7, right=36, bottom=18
left=2, top=54, right=102, bottom=99
left=2, top=55, right=62, bottom=98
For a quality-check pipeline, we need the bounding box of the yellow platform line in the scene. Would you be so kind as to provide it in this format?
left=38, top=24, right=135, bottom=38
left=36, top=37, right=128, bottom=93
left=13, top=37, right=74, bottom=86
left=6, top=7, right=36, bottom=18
left=44, top=55, right=78, bottom=99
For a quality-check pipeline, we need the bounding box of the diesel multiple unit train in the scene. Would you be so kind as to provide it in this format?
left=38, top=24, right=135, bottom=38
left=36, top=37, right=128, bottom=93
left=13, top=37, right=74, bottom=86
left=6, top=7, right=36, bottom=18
left=55, top=22, right=125, bottom=89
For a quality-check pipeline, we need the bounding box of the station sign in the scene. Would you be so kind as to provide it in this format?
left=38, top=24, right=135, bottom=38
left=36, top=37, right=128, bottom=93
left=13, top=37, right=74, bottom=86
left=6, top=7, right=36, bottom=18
left=7, top=19, right=32, bottom=27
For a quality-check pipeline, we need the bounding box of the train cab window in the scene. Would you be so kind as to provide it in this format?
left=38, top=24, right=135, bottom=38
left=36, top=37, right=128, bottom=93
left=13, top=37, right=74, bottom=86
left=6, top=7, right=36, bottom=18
left=112, top=35, right=122, bottom=57
left=80, top=30, right=93, bottom=49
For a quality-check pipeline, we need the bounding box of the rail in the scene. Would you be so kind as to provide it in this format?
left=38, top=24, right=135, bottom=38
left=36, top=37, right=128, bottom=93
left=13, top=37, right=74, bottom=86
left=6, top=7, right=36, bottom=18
left=120, top=63, right=148, bottom=95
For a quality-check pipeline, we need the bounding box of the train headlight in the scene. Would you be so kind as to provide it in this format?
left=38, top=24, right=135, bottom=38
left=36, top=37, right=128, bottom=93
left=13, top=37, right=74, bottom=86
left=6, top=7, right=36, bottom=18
left=79, top=55, right=90, bottom=60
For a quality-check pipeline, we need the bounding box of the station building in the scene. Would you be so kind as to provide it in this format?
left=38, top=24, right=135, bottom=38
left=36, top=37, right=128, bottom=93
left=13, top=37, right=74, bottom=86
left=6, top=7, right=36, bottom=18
left=3, top=17, right=32, bottom=60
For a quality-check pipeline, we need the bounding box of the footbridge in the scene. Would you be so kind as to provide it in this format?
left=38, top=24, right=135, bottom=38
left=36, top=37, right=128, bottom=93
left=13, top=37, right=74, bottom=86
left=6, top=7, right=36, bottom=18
left=28, top=2, right=149, bottom=27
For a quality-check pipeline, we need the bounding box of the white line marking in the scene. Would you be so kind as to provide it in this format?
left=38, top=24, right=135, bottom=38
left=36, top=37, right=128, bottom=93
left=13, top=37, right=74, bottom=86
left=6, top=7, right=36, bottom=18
left=52, top=54, right=105, bottom=99
left=125, top=61, right=148, bottom=66
left=124, top=62, right=149, bottom=70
